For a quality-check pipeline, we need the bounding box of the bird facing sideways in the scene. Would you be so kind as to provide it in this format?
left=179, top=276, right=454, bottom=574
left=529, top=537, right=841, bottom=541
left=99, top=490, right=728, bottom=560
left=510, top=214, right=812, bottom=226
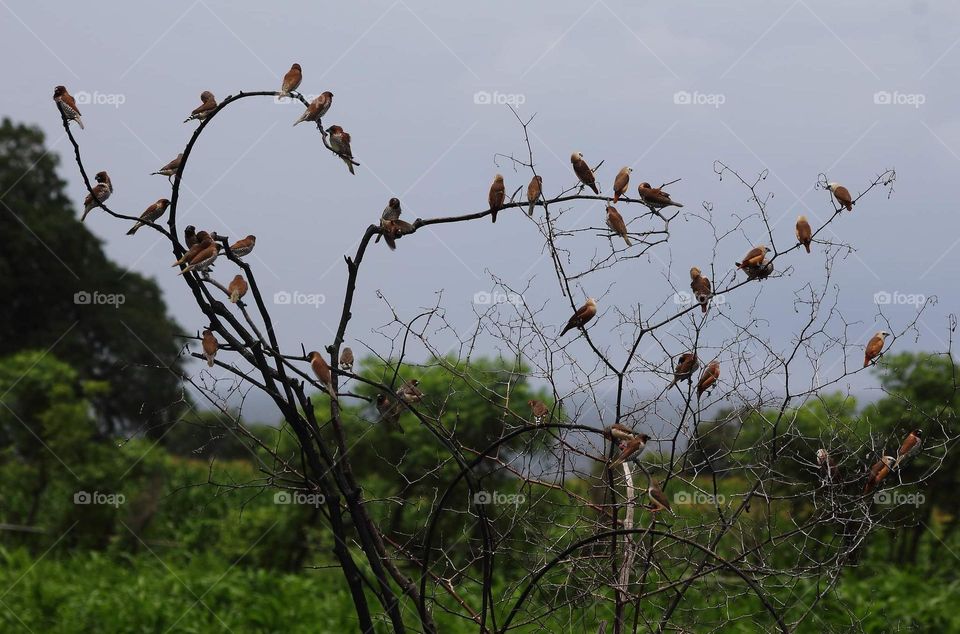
left=571, top=152, right=599, bottom=195
left=184, top=91, right=217, bottom=123
left=126, top=198, right=170, bottom=235
left=307, top=351, right=338, bottom=401
left=605, top=205, right=631, bottom=246
left=559, top=298, right=597, bottom=337
left=828, top=182, right=854, bottom=211
left=864, top=331, right=890, bottom=367
left=53, top=86, right=83, bottom=129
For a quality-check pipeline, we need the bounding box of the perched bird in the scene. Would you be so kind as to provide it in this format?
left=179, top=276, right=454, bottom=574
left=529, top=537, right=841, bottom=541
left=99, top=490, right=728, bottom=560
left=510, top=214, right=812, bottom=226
left=173, top=235, right=213, bottom=268
left=307, top=351, right=338, bottom=401
left=735, top=245, right=769, bottom=270
left=570, top=152, right=599, bottom=195
left=602, top=423, right=636, bottom=442
left=528, top=399, right=549, bottom=425
left=828, top=182, right=854, bottom=211
left=377, top=198, right=409, bottom=249
left=816, top=448, right=840, bottom=484
left=893, top=429, right=922, bottom=469
left=151, top=154, right=183, bottom=181
left=559, top=297, right=598, bottom=336
left=293, top=91, right=333, bottom=126
left=177, top=242, right=220, bottom=276
left=668, top=352, right=699, bottom=388
left=326, top=125, right=355, bottom=174
left=646, top=480, right=673, bottom=514
left=227, top=274, right=247, bottom=303
left=526, top=175, right=542, bottom=216
left=689, top=267, right=712, bottom=314
left=488, top=174, right=506, bottom=223
left=697, top=361, right=720, bottom=399
left=637, top=182, right=683, bottom=208
left=184, top=226, right=199, bottom=248
left=201, top=329, right=218, bottom=367
left=184, top=91, right=217, bottom=123
left=228, top=235, right=256, bottom=257
left=397, top=379, right=424, bottom=404
left=279, top=63, right=302, bottom=97
left=796, top=215, right=812, bottom=253
left=864, top=456, right=895, bottom=494
left=863, top=331, right=890, bottom=367
left=605, top=205, right=631, bottom=246
left=81, top=171, right=113, bottom=221
left=126, top=198, right=170, bottom=235
left=53, top=86, right=83, bottom=129
left=339, top=347, right=354, bottom=372
left=612, top=167, right=632, bottom=203
left=376, top=393, right=403, bottom=433
left=610, top=433, right=651, bottom=467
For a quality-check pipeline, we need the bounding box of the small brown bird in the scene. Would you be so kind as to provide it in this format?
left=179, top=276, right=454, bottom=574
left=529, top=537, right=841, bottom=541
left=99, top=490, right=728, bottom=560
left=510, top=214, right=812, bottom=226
left=339, top=347, right=354, bottom=372
left=571, top=152, right=599, bottom=195
left=689, top=267, right=712, bottom=314
left=201, top=329, right=218, bottom=367
left=816, top=448, right=840, bottom=484
left=126, top=198, right=170, bottom=235
left=610, top=433, right=651, bottom=467
left=396, top=379, right=424, bottom=404
left=605, top=205, right=631, bottom=246
left=53, top=86, right=83, bottom=129
left=279, top=63, right=302, bottom=97
left=893, top=429, right=922, bottom=469
left=377, top=198, right=406, bottom=249
left=795, top=215, right=812, bottom=253
left=668, top=352, right=699, bottom=388
left=612, top=167, right=632, bottom=203
left=81, top=171, right=113, bottom=221
left=735, top=245, right=769, bottom=270
left=864, top=456, right=895, bottom=494
left=828, top=182, right=854, bottom=211
left=376, top=393, right=403, bottom=433
left=177, top=242, right=221, bottom=276
left=637, top=182, right=683, bottom=208
left=528, top=399, right=549, bottom=424
left=307, top=351, right=338, bottom=401
left=293, top=91, right=333, bottom=126
left=646, top=480, right=672, bottom=514
left=380, top=218, right=413, bottom=251
left=526, top=175, right=542, bottom=216
left=173, top=235, right=213, bottom=268
left=602, top=423, right=636, bottom=442
left=381, top=197, right=402, bottom=222
left=227, top=274, right=248, bottom=303
left=151, top=154, right=183, bottom=181
left=559, top=298, right=598, bottom=336
left=326, top=125, right=355, bottom=174
left=488, top=174, right=506, bottom=223
left=863, top=331, right=890, bottom=367
left=228, top=235, right=256, bottom=257
left=184, top=91, right=217, bottom=123
left=184, top=226, right=199, bottom=248
left=696, top=361, right=720, bottom=399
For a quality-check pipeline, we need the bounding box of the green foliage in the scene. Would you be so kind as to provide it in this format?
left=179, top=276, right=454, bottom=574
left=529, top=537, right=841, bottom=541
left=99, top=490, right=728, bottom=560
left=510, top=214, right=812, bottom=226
left=0, top=118, right=187, bottom=437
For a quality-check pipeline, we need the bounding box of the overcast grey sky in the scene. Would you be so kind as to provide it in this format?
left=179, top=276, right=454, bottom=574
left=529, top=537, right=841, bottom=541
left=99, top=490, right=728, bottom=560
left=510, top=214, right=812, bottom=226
left=2, top=0, right=957, bottom=423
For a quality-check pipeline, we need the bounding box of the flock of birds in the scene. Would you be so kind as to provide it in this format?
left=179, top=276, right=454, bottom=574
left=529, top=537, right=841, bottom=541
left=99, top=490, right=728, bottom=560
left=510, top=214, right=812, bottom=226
left=53, top=63, right=910, bottom=514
